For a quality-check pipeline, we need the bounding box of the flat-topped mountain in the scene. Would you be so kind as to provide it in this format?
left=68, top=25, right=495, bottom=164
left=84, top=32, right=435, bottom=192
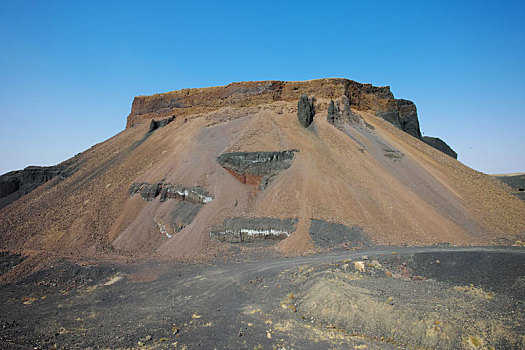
left=0, top=78, right=523, bottom=261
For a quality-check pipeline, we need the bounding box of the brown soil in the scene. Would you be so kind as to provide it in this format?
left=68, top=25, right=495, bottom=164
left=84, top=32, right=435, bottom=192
left=225, top=169, right=263, bottom=190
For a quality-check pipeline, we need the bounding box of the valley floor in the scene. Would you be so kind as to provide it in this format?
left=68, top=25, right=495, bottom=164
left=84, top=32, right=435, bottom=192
left=1, top=247, right=524, bottom=349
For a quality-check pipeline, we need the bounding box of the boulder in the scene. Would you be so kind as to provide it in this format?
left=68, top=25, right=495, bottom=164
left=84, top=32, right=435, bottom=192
left=297, top=95, right=315, bottom=128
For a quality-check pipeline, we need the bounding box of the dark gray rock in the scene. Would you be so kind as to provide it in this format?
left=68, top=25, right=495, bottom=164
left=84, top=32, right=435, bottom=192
left=210, top=217, right=298, bottom=243
left=0, top=161, right=79, bottom=210
left=327, top=99, right=339, bottom=125
left=148, top=115, right=175, bottom=133
left=396, top=99, right=421, bottom=139
left=328, top=96, right=373, bottom=131
left=496, top=174, right=525, bottom=201
left=297, top=95, right=315, bottom=128
left=216, top=150, right=297, bottom=190
left=422, top=136, right=457, bottom=159
left=129, top=182, right=212, bottom=236
left=129, top=183, right=213, bottom=204
left=496, top=174, right=525, bottom=191
left=309, top=219, right=367, bottom=249
left=376, top=100, right=421, bottom=139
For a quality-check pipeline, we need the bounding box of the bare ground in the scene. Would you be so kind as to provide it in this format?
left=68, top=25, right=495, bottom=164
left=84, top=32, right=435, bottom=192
left=1, top=247, right=524, bottom=349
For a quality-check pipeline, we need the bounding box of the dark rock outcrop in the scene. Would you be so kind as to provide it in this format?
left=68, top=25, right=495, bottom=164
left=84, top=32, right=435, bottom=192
left=309, top=219, right=367, bottom=248
left=210, top=217, right=298, bottom=243
left=126, top=79, right=394, bottom=128
left=129, top=183, right=212, bottom=236
left=0, top=161, right=78, bottom=210
left=297, top=95, right=315, bottom=128
left=497, top=174, right=525, bottom=191
left=377, top=99, right=421, bottom=139
left=327, top=95, right=373, bottom=130
left=216, top=150, right=297, bottom=190
left=129, top=182, right=213, bottom=204
left=123, top=78, right=454, bottom=158
left=496, top=174, right=525, bottom=201
left=422, top=136, right=457, bottom=159
left=327, top=100, right=341, bottom=125
left=148, top=115, right=175, bottom=133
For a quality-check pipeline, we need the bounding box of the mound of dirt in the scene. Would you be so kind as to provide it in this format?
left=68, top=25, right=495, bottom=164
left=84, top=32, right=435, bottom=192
left=0, top=78, right=524, bottom=262
left=293, top=250, right=525, bottom=349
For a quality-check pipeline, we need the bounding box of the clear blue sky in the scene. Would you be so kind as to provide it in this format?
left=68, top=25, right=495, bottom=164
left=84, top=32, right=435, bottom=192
left=1, top=0, right=524, bottom=174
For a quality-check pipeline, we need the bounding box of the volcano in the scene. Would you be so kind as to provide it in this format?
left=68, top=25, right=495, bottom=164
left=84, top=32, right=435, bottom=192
left=1, top=78, right=524, bottom=261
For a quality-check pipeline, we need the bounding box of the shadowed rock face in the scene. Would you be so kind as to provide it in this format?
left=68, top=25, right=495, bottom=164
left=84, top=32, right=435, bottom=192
left=0, top=162, right=78, bottom=210
left=129, top=183, right=213, bottom=204
left=216, top=151, right=297, bottom=190
left=327, top=100, right=340, bottom=125
left=327, top=96, right=373, bottom=129
left=496, top=174, right=525, bottom=201
left=422, top=136, right=458, bottom=159
left=148, top=115, right=175, bottom=133
left=297, top=95, right=315, bottom=127
left=377, top=99, right=421, bottom=139
left=210, top=217, right=298, bottom=243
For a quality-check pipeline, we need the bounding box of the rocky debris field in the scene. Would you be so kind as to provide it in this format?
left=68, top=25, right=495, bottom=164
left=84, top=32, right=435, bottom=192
left=1, top=247, right=523, bottom=349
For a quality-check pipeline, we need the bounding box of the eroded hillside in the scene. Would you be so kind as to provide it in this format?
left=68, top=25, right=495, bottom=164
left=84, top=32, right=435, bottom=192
left=0, top=78, right=523, bottom=261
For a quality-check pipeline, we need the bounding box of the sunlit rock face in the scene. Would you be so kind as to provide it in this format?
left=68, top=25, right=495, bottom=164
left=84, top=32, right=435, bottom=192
left=210, top=217, right=298, bottom=243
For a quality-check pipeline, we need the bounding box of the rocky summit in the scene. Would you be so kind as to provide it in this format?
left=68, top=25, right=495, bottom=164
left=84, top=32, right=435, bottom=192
left=0, top=78, right=524, bottom=261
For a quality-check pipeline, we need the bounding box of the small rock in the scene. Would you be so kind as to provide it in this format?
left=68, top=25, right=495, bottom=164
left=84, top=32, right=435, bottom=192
left=354, top=261, right=365, bottom=273
left=137, top=341, right=144, bottom=347
left=370, top=260, right=382, bottom=268
left=145, top=335, right=152, bottom=341
left=362, top=255, right=369, bottom=260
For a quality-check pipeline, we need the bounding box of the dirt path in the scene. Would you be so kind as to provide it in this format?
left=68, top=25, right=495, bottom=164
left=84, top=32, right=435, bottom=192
left=1, top=247, right=524, bottom=349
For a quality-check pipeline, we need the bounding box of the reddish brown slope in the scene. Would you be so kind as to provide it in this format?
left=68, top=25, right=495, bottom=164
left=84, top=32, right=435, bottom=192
left=0, top=80, right=523, bottom=261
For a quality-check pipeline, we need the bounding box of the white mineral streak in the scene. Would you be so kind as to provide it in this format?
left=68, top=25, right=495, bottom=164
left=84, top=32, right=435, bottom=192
left=154, top=218, right=172, bottom=238
left=171, top=188, right=213, bottom=204
left=201, top=195, right=213, bottom=203
left=239, top=229, right=289, bottom=237
left=210, top=228, right=290, bottom=239
left=174, top=189, right=189, bottom=197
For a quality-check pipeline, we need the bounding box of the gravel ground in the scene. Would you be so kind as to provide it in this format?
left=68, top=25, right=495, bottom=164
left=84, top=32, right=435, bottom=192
left=0, top=247, right=524, bottom=349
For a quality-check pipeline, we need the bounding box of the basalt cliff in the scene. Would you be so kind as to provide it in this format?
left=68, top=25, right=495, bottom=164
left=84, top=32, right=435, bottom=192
left=0, top=78, right=523, bottom=261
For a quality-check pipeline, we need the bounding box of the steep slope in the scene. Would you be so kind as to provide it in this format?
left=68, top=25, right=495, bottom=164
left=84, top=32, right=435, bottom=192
left=0, top=79, right=523, bottom=261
